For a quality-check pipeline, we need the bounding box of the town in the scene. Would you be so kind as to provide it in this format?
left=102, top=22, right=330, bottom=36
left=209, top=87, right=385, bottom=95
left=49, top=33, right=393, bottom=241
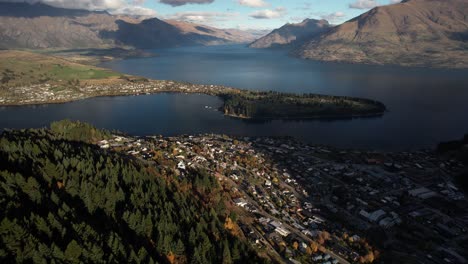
left=96, top=133, right=468, bottom=264
left=0, top=78, right=237, bottom=106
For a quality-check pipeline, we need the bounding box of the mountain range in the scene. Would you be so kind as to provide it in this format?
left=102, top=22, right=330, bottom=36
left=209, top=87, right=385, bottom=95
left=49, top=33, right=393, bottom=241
left=250, top=0, right=467, bottom=68
left=249, top=19, right=330, bottom=49
left=0, top=0, right=467, bottom=68
left=0, top=2, right=260, bottom=50
left=294, top=0, right=468, bottom=68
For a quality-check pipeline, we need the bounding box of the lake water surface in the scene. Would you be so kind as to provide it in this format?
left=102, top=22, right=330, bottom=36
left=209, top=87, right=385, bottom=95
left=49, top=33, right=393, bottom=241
left=1, top=45, right=467, bottom=150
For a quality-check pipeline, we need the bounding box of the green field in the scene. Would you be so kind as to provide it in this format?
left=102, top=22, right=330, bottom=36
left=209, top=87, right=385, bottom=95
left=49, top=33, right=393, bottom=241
left=0, top=50, right=120, bottom=87
left=49, top=64, right=118, bottom=80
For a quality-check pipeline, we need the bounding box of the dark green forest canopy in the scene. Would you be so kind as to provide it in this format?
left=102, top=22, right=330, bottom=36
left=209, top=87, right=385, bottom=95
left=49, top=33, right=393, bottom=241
left=0, top=122, right=268, bottom=263
left=49, top=119, right=112, bottom=143
left=220, top=91, right=386, bottom=119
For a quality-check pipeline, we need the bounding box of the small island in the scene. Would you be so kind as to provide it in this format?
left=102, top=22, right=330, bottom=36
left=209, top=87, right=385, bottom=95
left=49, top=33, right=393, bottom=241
left=0, top=50, right=386, bottom=120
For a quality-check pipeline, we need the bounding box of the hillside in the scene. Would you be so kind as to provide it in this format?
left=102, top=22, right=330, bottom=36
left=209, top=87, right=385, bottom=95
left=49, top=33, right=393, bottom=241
left=0, top=2, right=255, bottom=50
left=249, top=19, right=330, bottom=49
left=295, top=0, right=468, bottom=68
left=0, top=2, right=120, bottom=49
left=0, top=120, right=268, bottom=263
left=0, top=50, right=122, bottom=87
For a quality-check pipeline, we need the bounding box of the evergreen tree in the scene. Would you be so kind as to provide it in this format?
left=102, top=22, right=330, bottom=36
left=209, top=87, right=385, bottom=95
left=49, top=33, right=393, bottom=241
left=222, top=240, right=233, bottom=264
left=64, top=240, right=82, bottom=264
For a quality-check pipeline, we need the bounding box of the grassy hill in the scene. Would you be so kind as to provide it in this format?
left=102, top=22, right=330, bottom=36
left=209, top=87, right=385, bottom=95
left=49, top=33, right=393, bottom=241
left=0, top=50, right=121, bottom=87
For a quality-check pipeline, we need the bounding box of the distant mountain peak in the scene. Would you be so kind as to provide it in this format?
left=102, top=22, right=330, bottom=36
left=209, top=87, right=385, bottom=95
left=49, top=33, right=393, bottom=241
left=249, top=18, right=331, bottom=49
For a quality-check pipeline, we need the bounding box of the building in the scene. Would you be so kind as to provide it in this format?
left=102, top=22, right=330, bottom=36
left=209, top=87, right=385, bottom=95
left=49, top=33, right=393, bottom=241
left=233, top=198, right=248, bottom=208
left=408, top=187, right=437, bottom=199
left=275, top=227, right=290, bottom=237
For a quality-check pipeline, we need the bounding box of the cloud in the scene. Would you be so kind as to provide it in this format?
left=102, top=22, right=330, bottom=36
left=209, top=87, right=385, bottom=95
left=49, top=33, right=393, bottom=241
left=114, top=5, right=157, bottom=16
left=237, top=0, right=268, bottom=8
left=0, top=0, right=156, bottom=16
left=320, top=11, right=345, bottom=23
left=249, top=7, right=286, bottom=19
left=165, top=11, right=239, bottom=25
left=158, top=0, right=214, bottom=7
left=349, top=0, right=379, bottom=9
left=349, top=0, right=402, bottom=10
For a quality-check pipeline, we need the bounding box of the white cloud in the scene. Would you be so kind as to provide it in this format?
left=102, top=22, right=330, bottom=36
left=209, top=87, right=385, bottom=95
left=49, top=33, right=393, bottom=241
left=349, top=0, right=379, bottom=9
left=165, top=11, right=239, bottom=25
left=249, top=7, right=286, bottom=19
left=349, top=0, right=402, bottom=10
left=237, top=0, right=268, bottom=8
left=0, top=0, right=156, bottom=16
left=158, top=0, right=214, bottom=7
left=320, top=11, right=345, bottom=23
left=114, top=5, right=157, bottom=16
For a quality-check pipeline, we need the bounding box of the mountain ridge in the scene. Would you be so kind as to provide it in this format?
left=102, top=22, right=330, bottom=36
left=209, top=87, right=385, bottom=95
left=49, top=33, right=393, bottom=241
left=0, top=2, right=257, bottom=50
left=294, top=0, right=468, bottom=68
left=249, top=19, right=330, bottom=49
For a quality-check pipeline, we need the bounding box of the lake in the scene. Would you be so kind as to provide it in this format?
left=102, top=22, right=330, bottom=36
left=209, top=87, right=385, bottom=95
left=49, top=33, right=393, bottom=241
left=1, top=45, right=468, bottom=150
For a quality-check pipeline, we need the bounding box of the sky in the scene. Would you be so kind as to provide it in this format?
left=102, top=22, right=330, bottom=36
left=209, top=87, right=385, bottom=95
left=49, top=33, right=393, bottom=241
left=2, top=0, right=402, bottom=29
left=148, top=0, right=402, bottom=29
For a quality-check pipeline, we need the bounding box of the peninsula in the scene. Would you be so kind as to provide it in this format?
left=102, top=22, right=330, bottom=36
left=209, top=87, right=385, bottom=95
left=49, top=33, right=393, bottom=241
left=0, top=50, right=386, bottom=119
left=221, top=92, right=385, bottom=120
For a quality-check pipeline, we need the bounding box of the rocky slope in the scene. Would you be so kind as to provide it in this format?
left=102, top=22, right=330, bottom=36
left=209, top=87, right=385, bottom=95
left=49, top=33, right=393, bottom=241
left=249, top=19, right=330, bottom=48
left=0, top=2, right=256, bottom=50
left=295, top=0, right=468, bottom=68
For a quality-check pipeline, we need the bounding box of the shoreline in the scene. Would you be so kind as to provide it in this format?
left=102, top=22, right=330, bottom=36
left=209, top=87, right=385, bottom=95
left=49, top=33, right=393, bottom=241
left=0, top=89, right=386, bottom=121
left=224, top=111, right=385, bottom=121
left=0, top=79, right=387, bottom=120
left=2, top=121, right=466, bottom=263
left=0, top=50, right=386, bottom=121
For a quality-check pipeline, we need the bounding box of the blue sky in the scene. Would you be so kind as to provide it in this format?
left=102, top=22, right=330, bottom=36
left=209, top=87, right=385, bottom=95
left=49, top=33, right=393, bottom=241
left=141, top=0, right=401, bottom=29
left=4, top=0, right=400, bottom=30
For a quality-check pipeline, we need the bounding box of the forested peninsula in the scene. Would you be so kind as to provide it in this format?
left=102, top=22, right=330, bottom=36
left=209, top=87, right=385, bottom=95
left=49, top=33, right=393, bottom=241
left=221, top=92, right=386, bottom=120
